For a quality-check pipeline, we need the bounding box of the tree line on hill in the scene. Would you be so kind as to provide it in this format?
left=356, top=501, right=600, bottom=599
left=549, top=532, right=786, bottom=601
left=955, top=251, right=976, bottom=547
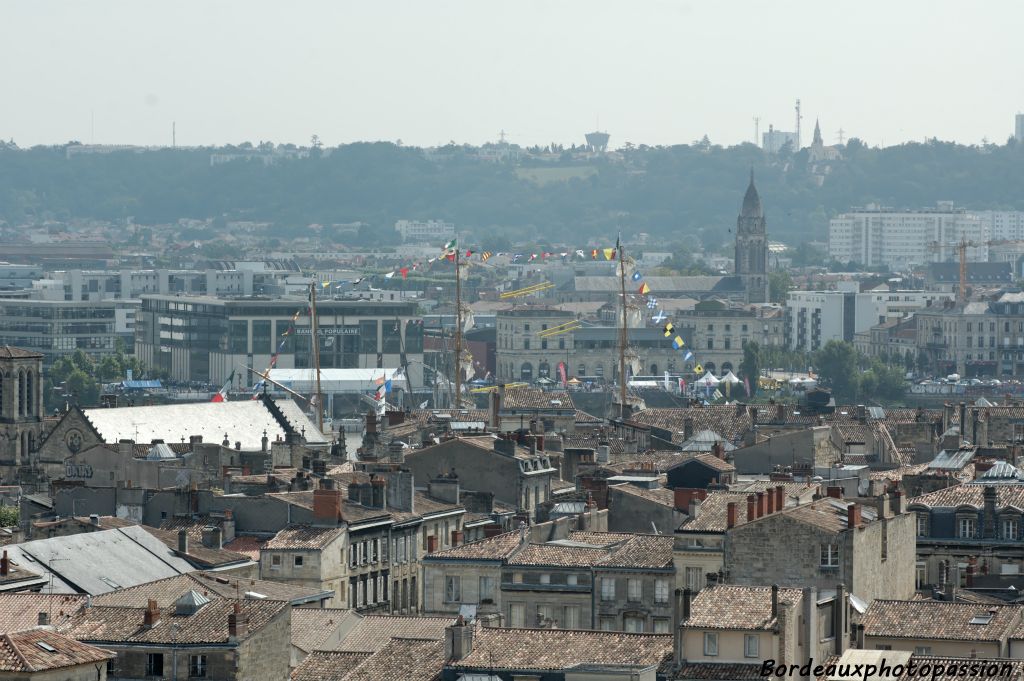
left=2, top=138, right=1023, bottom=251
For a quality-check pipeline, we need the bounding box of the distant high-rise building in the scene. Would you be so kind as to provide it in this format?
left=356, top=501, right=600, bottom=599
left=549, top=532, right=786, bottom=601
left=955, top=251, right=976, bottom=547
left=761, top=125, right=797, bottom=154
left=735, top=172, right=768, bottom=304
left=1016, top=113, right=1024, bottom=143
left=828, top=203, right=988, bottom=269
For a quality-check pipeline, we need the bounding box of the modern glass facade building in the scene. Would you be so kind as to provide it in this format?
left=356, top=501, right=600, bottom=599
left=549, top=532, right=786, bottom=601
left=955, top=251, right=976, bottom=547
left=134, top=295, right=423, bottom=387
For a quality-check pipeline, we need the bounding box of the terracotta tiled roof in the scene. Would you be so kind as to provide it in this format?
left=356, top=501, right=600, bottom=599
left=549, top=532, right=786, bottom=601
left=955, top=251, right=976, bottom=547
left=670, top=453, right=736, bottom=473
left=507, top=544, right=608, bottom=567
left=575, top=410, right=604, bottom=425
left=449, top=627, right=672, bottom=672
left=677, top=491, right=755, bottom=533
left=62, top=599, right=287, bottom=645
left=599, top=534, right=674, bottom=569
left=0, top=594, right=87, bottom=633
left=337, top=615, right=455, bottom=653
left=674, top=663, right=766, bottom=680
left=291, top=651, right=373, bottom=681
left=342, top=637, right=445, bottom=681
left=91, top=571, right=327, bottom=608
left=291, top=607, right=352, bottom=653
left=870, top=463, right=930, bottom=481
left=566, top=531, right=635, bottom=546
left=0, top=346, right=43, bottom=359
left=909, top=483, right=1024, bottom=511
left=222, top=536, right=265, bottom=561
left=685, top=585, right=804, bottom=631
left=142, top=526, right=252, bottom=568
left=425, top=532, right=524, bottom=561
left=631, top=407, right=750, bottom=444
left=0, top=628, right=113, bottom=672
left=735, top=497, right=876, bottom=533
left=863, top=600, right=1020, bottom=642
left=264, top=525, right=345, bottom=550
left=609, top=483, right=676, bottom=509
left=501, top=386, right=575, bottom=411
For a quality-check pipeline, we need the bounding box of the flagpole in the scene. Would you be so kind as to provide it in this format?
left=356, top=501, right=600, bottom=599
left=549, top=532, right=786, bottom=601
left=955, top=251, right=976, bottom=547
left=617, top=234, right=628, bottom=421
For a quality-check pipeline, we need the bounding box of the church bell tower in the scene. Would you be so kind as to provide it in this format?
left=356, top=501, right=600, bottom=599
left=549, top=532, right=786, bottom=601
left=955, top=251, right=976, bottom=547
left=0, top=346, right=46, bottom=477
left=735, top=171, right=769, bottom=304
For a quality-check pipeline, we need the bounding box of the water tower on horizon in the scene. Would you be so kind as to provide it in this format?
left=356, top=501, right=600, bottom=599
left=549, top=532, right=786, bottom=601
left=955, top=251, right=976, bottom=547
left=584, top=130, right=610, bottom=152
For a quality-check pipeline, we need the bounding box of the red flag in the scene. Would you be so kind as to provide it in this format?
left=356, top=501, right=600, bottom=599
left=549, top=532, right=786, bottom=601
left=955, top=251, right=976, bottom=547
left=400, top=267, right=409, bottom=279
left=591, top=249, right=598, bottom=259
left=210, top=392, right=225, bottom=403
left=446, top=253, right=455, bottom=262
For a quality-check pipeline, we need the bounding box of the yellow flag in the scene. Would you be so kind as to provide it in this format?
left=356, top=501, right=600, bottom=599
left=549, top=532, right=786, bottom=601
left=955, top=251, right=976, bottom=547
left=694, top=363, right=704, bottom=374
left=603, top=247, right=615, bottom=260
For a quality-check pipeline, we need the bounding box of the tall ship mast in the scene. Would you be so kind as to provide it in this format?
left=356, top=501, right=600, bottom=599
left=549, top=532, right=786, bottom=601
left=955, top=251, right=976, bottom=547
left=309, top=281, right=324, bottom=433
left=616, top=236, right=629, bottom=420
left=454, top=247, right=463, bottom=406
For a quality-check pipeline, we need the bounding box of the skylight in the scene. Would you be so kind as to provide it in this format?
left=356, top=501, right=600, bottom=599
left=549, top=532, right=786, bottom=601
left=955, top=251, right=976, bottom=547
left=36, top=642, right=57, bottom=653
left=969, top=614, right=994, bottom=625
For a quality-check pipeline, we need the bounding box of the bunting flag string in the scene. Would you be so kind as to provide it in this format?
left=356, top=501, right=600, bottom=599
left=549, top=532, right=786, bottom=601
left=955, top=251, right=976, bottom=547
left=302, top=240, right=723, bottom=399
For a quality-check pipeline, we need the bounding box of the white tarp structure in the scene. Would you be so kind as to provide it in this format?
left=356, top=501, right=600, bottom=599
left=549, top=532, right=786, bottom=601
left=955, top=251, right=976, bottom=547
left=695, top=372, right=719, bottom=387
left=720, top=371, right=741, bottom=384
left=268, top=368, right=409, bottom=394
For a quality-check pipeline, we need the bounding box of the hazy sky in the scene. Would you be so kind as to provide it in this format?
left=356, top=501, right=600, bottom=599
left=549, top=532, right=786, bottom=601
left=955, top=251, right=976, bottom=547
left=4, top=0, right=1022, bottom=149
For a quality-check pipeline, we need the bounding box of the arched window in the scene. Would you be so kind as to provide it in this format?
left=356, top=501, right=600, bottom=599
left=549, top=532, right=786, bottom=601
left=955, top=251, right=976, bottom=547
left=538, top=362, right=550, bottom=378
left=578, top=364, right=586, bottom=377
left=704, top=362, right=717, bottom=375
left=25, top=371, right=33, bottom=416
left=650, top=364, right=658, bottom=375
left=520, top=363, right=533, bottom=381
left=17, top=370, right=25, bottom=418
left=595, top=365, right=604, bottom=379
left=721, top=362, right=733, bottom=373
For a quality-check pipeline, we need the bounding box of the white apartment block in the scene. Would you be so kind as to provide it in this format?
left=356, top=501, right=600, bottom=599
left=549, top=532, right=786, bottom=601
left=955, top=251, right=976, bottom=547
left=828, top=203, right=988, bottom=269
left=394, top=219, right=456, bottom=243
left=974, top=210, right=1024, bottom=242
left=854, top=287, right=952, bottom=332
left=785, top=290, right=856, bottom=352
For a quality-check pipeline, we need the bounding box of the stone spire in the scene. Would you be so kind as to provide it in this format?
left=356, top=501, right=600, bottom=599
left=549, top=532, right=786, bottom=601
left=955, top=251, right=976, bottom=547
left=812, top=118, right=823, bottom=147
left=740, top=170, right=763, bottom=220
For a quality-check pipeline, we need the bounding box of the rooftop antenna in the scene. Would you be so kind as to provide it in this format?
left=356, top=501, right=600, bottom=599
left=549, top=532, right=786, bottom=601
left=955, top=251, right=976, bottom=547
left=498, top=129, right=507, bottom=144
left=753, top=117, right=761, bottom=147
left=794, top=99, right=802, bottom=150
left=836, top=127, right=845, bottom=145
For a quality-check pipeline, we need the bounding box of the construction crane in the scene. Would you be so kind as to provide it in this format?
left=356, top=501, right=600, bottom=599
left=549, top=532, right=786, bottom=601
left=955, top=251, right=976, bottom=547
left=925, top=237, right=984, bottom=304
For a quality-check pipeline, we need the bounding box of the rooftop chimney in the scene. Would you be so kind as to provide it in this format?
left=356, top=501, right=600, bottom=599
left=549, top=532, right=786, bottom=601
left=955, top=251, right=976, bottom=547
left=143, top=599, right=160, bottom=628
left=37, top=612, right=49, bottom=626
left=0, top=550, right=8, bottom=576
left=228, top=601, right=248, bottom=640
left=445, top=615, right=474, bottom=661
left=746, top=494, right=756, bottom=522
left=775, top=486, right=785, bottom=512
left=177, top=529, right=188, bottom=554
left=889, top=489, right=902, bottom=515
left=756, top=491, right=766, bottom=518
left=847, top=503, right=862, bottom=530
left=726, top=502, right=738, bottom=529
left=313, top=488, right=343, bottom=526
left=766, top=488, right=776, bottom=514
left=771, top=583, right=779, bottom=619
left=827, top=486, right=843, bottom=499
left=89, top=514, right=100, bottom=526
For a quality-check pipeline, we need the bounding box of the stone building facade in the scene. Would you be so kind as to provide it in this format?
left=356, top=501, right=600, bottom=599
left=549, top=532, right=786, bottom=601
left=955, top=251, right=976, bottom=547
left=723, top=493, right=916, bottom=605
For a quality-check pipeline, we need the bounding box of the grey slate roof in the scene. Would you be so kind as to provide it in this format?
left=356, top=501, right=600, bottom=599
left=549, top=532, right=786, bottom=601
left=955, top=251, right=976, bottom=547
left=6, top=526, right=193, bottom=595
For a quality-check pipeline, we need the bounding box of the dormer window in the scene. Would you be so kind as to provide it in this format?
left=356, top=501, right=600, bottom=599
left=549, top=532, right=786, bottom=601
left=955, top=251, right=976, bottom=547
left=1003, top=518, right=1019, bottom=540
left=958, top=517, right=977, bottom=539
left=916, top=513, right=929, bottom=537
